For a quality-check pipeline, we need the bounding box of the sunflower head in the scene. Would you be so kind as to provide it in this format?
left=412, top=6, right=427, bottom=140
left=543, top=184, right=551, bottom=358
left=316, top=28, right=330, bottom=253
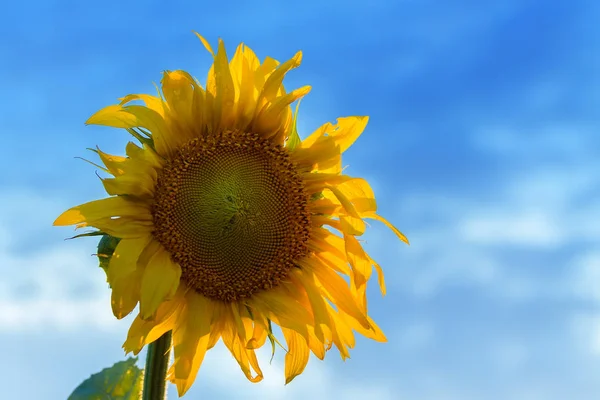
left=55, top=33, right=408, bottom=396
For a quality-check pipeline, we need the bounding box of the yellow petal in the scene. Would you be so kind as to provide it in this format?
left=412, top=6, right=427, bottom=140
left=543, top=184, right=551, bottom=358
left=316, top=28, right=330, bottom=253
left=228, top=43, right=245, bottom=91
left=327, top=304, right=356, bottom=360
left=235, top=53, right=260, bottom=130
left=171, top=292, right=214, bottom=396
left=281, top=327, right=310, bottom=384
left=231, top=303, right=248, bottom=344
left=315, top=251, right=352, bottom=277
left=110, top=269, right=141, bottom=320
left=301, top=257, right=370, bottom=329
left=253, top=85, right=311, bottom=141
left=193, top=31, right=214, bottom=56
left=340, top=310, right=387, bottom=343
left=207, top=301, right=228, bottom=350
left=86, top=104, right=172, bottom=156
left=293, top=136, right=340, bottom=172
left=324, top=184, right=362, bottom=219
left=362, top=212, right=410, bottom=245
left=328, top=116, right=369, bottom=153
left=323, top=185, right=366, bottom=235
left=343, top=234, right=372, bottom=288
left=292, top=269, right=331, bottom=343
left=107, top=236, right=151, bottom=283
left=77, top=216, right=153, bottom=239
left=221, top=311, right=263, bottom=383
left=125, top=142, right=164, bottom=170
left=339, top=215, right=366, bottom=236
left=337, top=178, right=377, bottom=214
left=102, top=173, right=155, bottom=199
left=246, top=312, right=268, bottom=350
left=140, top=245, right=182, bottom=319
left=108, top=236, right=152, bottom=318
left=311, top=215, right=342, bottom=232
left=300, top=121, right=333, bottom=150
left=306, top=326, right=326, bottom=360
left=119, top=93, right=166, bottom=118
left=255, top=56, right=280, bottom=86
left=214, top=39, right=235, bottom=129
left=307, top=228, right=347, bottom=261
left=96, top=148, right=127, bottom=176
left=161, top=70, right=197, bottom=134
left=123, top=287, right=185, bottom=354
left=54, top=197, right=150, bottom=226
left=257, top=51, right=302, bottom=104
left=309, top=198, right=342, bottom=216
left=369, top=255, right=386, bottom=296
left=250, top=288, right=311, bottom=340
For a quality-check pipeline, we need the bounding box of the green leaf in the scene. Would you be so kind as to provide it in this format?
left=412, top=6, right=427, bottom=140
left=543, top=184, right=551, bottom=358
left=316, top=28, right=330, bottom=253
left=68, top=358, right=143, bottom=400
left=266, top=319, right=287, bottom=364
left=97, top=234, right=121, bottom=275
left=285, top=99, right=303, bottom=151
left=67, top=231, right=106, bottom=240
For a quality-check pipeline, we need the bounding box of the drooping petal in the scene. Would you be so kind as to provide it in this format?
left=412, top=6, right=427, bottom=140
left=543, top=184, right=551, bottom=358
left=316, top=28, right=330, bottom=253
left=298, top=256, right=370, bottom=329
left=170, top=292, right=214, bottom=397
left=362, top=212, right=410, bottom=245
left=336, top=178, right=377, bottom=214
left=281, top=327, right=310, bottom=384
left=291, top=269, right=332, bottom=343
left=343, top=233, right=372, bottom=289
left=140, top=245, right=182, bottom=319
left=221, top=308, right=263, bottom=383
left=108, top=235, right=152, bottom=318
left=326, top=304, right=356, bottom=360
left=249, top=287, right=312, bottom=340
left=246, top=311, right=269, bottom=350
left=123, top=286, right=186, bottom=354
left=207, top=300, right=228, bottom=350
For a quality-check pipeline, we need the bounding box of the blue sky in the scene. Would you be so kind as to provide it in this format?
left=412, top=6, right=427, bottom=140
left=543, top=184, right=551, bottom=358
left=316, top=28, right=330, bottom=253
left=1, top=0, right=599, bottom=399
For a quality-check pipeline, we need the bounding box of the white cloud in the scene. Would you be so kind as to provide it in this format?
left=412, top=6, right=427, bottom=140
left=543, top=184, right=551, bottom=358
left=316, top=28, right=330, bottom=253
left=386, top=124, right=600, bottom=301
left=0, top=229, right=120, bottom=332
left=0, top=190, right=121, bottom=333
left=459, top=210, right=563, bottom=248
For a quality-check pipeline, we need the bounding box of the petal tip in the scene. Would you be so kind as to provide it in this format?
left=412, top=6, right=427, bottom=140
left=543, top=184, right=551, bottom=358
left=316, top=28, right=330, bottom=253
left=53, top=209, right=81, bottom=226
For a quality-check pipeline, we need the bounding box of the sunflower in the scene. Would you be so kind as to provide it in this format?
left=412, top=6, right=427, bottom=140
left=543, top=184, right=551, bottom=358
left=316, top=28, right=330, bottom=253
left=54, top=33, right=408, bottom=396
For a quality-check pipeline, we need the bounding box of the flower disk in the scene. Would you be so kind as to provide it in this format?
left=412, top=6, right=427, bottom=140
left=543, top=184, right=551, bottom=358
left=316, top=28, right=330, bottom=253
left=152, top=130, right=311, bottom=301
left=54, top=33, right=409, bottom=397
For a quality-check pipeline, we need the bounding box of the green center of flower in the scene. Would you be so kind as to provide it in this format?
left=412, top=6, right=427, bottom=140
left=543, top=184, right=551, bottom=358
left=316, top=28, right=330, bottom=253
left=151, top=130, right=311, bottom=302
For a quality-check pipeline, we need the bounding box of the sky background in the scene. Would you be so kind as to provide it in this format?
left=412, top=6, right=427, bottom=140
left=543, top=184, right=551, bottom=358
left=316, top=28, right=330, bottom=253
left=1, top=0, right=599, bottom=399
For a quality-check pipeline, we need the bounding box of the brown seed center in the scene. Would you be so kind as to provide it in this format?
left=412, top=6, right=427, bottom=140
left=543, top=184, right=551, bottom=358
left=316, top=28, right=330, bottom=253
left=151, top=130, right=311, bottom=302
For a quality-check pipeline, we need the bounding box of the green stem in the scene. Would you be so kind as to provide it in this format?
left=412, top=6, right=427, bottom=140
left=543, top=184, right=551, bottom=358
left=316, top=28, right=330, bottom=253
left=142, top=330, right=172, bottom=400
